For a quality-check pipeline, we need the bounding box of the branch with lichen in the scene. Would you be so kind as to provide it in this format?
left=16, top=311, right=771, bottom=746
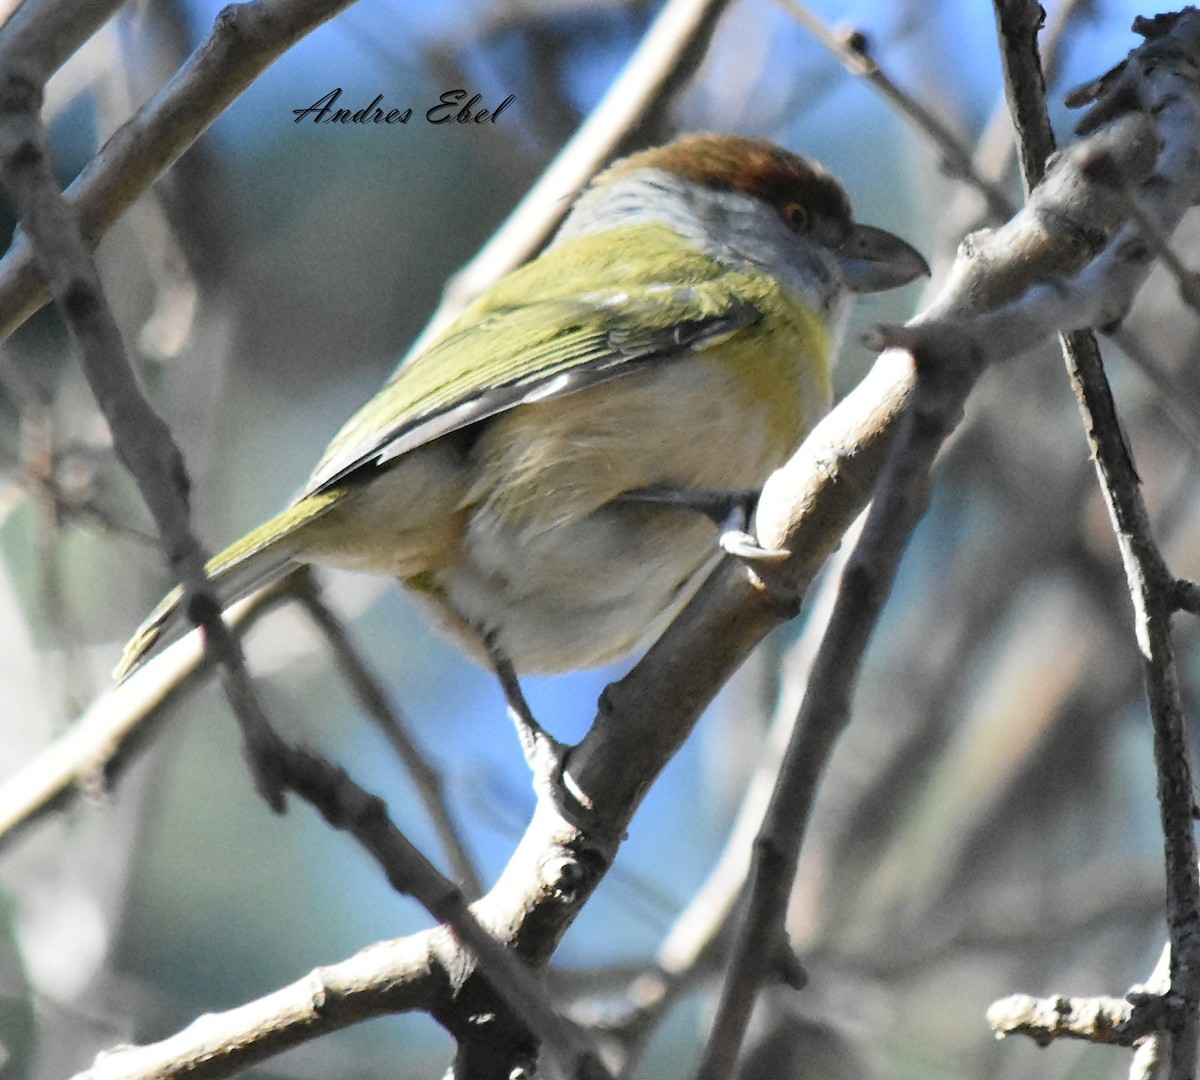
left=990, top=941, right=1173, bottom=1064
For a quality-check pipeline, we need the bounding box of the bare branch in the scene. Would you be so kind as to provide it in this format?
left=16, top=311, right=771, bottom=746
left=996, top=6, right=1200, bottom=1078
left=10, top=9, right=1200, bottom=1079
left=990, top=941, right=1174, bottom=1052
left=215, top=694, right=611, bottom=1080
left=0, top=16, right=290, bottom=805
left=774, top=0, right=1015, bottom=220
left=697, top=346, right=965, bottom=1080
left=693, top=9, right=1200, bottom=1073
left=0, top=583, right=284, bottom=850
left=0, top=0, right=123, bottom=79
left=992, top=0, right=1057, bottom=195
left=290, top=571, right=484, bottom=899
left=988, top=991, right=1139, bottom=1045
left=0, top=0, right=359, bottom=348
left=579, top=541, right=856, bottom=1073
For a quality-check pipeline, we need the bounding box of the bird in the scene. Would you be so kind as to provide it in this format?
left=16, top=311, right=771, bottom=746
left=115, top=132, right=927, bottom=687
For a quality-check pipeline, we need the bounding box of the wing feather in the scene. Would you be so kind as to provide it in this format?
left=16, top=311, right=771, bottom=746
left=304, top=224, right=762, bottom=493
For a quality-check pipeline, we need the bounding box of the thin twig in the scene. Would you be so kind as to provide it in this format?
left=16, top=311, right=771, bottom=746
left=587, top=537, right=856, bottom=1076
left=992, top=0, right=1056, bottom=195
left=1173, top=579, right=1200, bottom=618
left=1064, top=328, right=1200, bottom=1077
left=0, top=356, right=94, bottom=714
left=0, top=580, right=288, bottom=851
left=971, top=0, right=1099, bottom=203
left=289, top=571, right=484, bottom=899
left=1105, top=325, right=1200, bottom=456
left=0, top=57, right=299, bottom=814
left=0, top=437, right=161, bottom=544
left=217, top=668, right=609, bottom=1080
left=774, top=0, right=1015, bottom=221
left=0, top=0, right=360, bottom=348
left=693, top=10, right=1200, bottom=1069
left=695, top=344, right=975, bottom=1080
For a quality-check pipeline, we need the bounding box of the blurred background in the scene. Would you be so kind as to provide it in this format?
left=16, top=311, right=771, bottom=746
left=0, top=0, right=1194, bottom=1077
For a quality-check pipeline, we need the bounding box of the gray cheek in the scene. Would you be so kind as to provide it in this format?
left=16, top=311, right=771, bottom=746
left=698, top=191, right=852, bottom=320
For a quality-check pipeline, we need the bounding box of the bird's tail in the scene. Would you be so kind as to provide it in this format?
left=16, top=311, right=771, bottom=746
left=113, top=489, right=347, bottom=683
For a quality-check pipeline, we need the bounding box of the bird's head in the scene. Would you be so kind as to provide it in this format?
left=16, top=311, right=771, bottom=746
left=557, top=132, right=929, bottom=324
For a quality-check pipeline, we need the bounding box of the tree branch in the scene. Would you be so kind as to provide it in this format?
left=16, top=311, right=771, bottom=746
left=775, top=0, right=1016, bottom=220
left=13, top=8, right=1200, bottom=1080
left=290, top=571, right=484, bottom=899
left=0, top=0, right=359, bottom=348
left=695, top=10, right=1200, bottom=1073
left=996, top=6, right=1200, bottom=1078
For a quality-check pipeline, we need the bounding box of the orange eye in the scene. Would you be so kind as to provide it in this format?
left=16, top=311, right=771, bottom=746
left=784, top=202, right=808, bottom=232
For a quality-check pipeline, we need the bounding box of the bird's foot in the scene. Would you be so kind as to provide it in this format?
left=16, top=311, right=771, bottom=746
left=719, top=525, right=790, bottom=563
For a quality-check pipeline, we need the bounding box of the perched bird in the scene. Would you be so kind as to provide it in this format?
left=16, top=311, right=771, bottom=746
left=116, top=133, right=927, bottom=683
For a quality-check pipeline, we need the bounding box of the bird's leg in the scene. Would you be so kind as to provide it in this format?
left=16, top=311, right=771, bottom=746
left=616, top=485, right=790, bottom=562
left=482, top=629, right=561, bottom=769
left=480, top=630, right=599, bottom=831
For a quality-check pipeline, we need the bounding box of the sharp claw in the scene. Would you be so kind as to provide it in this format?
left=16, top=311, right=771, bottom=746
left=720, top=529, right=791, bottom=562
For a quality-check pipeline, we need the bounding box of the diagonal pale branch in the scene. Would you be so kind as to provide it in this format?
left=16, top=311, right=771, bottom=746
left=0, top=0, right=124, bottom=76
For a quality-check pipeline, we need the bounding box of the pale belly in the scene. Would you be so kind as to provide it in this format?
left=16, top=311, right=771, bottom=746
left=428, top=500, right=722, bottom=671
left=426, top=358, right=803, bottom=672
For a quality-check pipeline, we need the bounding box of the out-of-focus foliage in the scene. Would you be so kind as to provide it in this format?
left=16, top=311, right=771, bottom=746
left=0, top=1, right=1189, bottom=1078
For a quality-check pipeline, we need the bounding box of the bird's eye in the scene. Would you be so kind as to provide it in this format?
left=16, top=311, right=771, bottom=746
left=784, top=202, right=808, bottom=233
